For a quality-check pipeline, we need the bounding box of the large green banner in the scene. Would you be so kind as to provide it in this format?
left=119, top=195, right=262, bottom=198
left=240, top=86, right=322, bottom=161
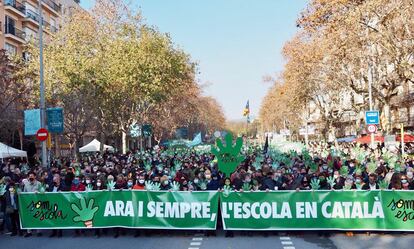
left=19, top=190, right=414, bottom=231
left=18, top=190, right=219, bottom=230
left=221, top=190, right=414, bottom=231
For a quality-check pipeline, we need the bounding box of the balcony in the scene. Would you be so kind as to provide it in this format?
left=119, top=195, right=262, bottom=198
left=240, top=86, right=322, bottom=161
left=50, top=25, right=58, bottom=33
left=42, top=0, right=61, bottom=15
left=4, top=0, right=26, bottom=17
left=4, top=25, right=26, bottom=43
left=23, top=9, right=57, bottom=34
left=25, top=9, right=40, bottom=23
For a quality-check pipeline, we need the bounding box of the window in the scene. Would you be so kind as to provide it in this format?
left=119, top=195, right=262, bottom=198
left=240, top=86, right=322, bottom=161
left=5, top=15, right=16, bottom=34
left=50, top=17, right=58, bottom=32
left=25, top=3, right=39, bottom=22
left=24, top=27, right=37, bottom=41
left=5, top=43, right=17, bottom=56
left=25, top=2, right=37, bottom=12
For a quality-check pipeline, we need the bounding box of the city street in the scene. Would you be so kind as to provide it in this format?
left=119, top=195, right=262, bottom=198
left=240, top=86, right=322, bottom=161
left=1, top=230, right=414, bottom=249
left=1, top=1, right=414, bottom=249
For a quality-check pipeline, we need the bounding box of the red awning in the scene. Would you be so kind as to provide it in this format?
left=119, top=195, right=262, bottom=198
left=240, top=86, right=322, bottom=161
left=396, top=134, right=414, bottom=142
left=355, top=135, right=384, bottom=144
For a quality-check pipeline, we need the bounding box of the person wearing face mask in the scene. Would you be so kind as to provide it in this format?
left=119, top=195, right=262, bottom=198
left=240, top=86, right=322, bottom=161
left=133, top=175, right=146, bottom=190
left=126, top=178, right=134, bottom=189
left=160, top=175, right=170, bottom=190
left=193, top=177, right=200, bottom=187
left=300, top=176, right=311, bottom=190
left=84, top=176, right=93, bottom=187
left=50, top=174, right=63, bottom=193
left=95, top=179, right=105, bottom=190
left=260, top=171, right=276, bottom=191
left=70, top=176, right=86, bottom=192
left=348, top=162, right=356, bottom=175
left=5, top=182, right=21, bottom=236
left=344, top=176, right=356, bottom=190
left=406, top=170, right=414, bottom=190
left=23, top=172, right=41, bottom=193
left=207, top=173, right=221, bottom=190
left=332, top=171, right=345, bottom=190
left=272, top=170, right=284, bottom=190
left=221, top=177, right=233, bottom=189
left=401, top=175, right=410, bottom=190
left=115, top=175, right=126, bottom=190
left=204, top=170, right=212, bottom=182
left=354, top=176, right=364, bottom=189
left=48, top=174, right=64, bottom=238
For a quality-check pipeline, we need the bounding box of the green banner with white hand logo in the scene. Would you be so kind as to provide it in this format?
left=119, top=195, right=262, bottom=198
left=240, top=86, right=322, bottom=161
left=18, top=190, right=414, bottom=230
left=18, top=191, right=219, bottom=230
left=221, top=190, right=414, bottom=231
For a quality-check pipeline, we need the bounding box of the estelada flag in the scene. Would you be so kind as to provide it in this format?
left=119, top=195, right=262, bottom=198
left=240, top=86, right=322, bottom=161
left=243, top=100, right=250, bottom=117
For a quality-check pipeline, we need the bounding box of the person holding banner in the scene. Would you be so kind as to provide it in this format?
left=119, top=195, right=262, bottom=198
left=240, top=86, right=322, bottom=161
left=23, top=172, right=42, bottom=237
left=4, top=182, right=21, bottom=236
left=49, top=174, right=63, bottom=238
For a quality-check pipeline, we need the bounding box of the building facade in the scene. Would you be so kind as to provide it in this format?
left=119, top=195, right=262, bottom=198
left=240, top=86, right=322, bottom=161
left=0, top=0, right=62, bottom=57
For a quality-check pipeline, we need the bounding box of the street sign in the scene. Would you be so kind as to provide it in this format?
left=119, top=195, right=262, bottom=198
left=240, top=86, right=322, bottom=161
left=299, top=126, right=315, bottom=135
left=24, top=109, right=41, bottom=135
left=47, top=107, right=64, bottom=133
left=367, top=124, right=377, bottom=133
left=129, top=123, right=141, bottom=138
left=280, top=129, right=291, bottom=136
left=36, top=128, right=49, bottom=142
left=365, top=111, right=379, bottom=125
left=384, top=135, right=397, bottom=150
left=213, top=131, right=221, bottom=138
left=175, top=127, right=188, bottom=139
left=142, top=124, right=152, bottom=137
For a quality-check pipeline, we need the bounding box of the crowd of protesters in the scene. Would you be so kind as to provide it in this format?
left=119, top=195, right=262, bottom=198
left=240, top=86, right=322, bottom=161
left=0, top=141, right=414, bottom=237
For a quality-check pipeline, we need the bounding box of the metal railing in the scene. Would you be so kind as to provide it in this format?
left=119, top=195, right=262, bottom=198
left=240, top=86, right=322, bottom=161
left=26, top=9, right=40, bottom=23
left=50, top=25, right=58, bottom=33
left=4, top=0, right=26, bottom=13
left=5, top=25, right=26, bottom=40
left=42, top=0, right=61, bottom=13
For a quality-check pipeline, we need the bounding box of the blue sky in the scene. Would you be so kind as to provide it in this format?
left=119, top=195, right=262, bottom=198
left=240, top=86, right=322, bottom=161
left=80, top=0, right=308, bottom=121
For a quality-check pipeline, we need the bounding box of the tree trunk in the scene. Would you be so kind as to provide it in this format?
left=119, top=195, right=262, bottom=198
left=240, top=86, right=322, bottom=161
left=18, top=128, right=23, bottom=150
left=99, top=132, right=105, bottom=153
left=383, top=103, right=392, bottom=135
left=55, top=135, right=61, bottom=158
left=74, top=135, right=81, bottom=161
left=122, top=130, right=127, bottom=154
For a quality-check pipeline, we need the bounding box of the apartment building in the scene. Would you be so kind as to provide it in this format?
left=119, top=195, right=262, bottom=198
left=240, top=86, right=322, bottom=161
left=0, top=0, right=61, bottom=56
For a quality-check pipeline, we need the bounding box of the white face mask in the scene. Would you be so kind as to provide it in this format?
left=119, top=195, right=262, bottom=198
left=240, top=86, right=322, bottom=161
left=86, top=180, right=91, bottom=184
left=97, top=182, right=102, bottom=187
left=139, top=179, right=145, bottom=184
left=194, top=179, right=199, bottom=184
left=407, top=172, right=413, bottom=179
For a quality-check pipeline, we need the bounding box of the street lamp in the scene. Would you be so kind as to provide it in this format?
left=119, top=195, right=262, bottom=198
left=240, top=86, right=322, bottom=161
left=367, top=64, right=375, bottom=149
left=38, top=0, right=47, bottom=168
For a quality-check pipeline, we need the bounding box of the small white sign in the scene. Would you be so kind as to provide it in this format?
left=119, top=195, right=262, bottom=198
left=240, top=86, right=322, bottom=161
left=367, top=124, right=377, bottom=133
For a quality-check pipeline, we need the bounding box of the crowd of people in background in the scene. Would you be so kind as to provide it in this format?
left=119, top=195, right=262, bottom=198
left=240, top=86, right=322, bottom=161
left=1, top=141, right=413, bottom=238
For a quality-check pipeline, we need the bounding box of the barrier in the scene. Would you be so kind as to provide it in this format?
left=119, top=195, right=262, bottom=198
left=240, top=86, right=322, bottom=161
left=18, top=190, right=414, bottom=231
left=221, top=190, right=414, bottom=231
left=18, top=190, right=218, bottom=230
